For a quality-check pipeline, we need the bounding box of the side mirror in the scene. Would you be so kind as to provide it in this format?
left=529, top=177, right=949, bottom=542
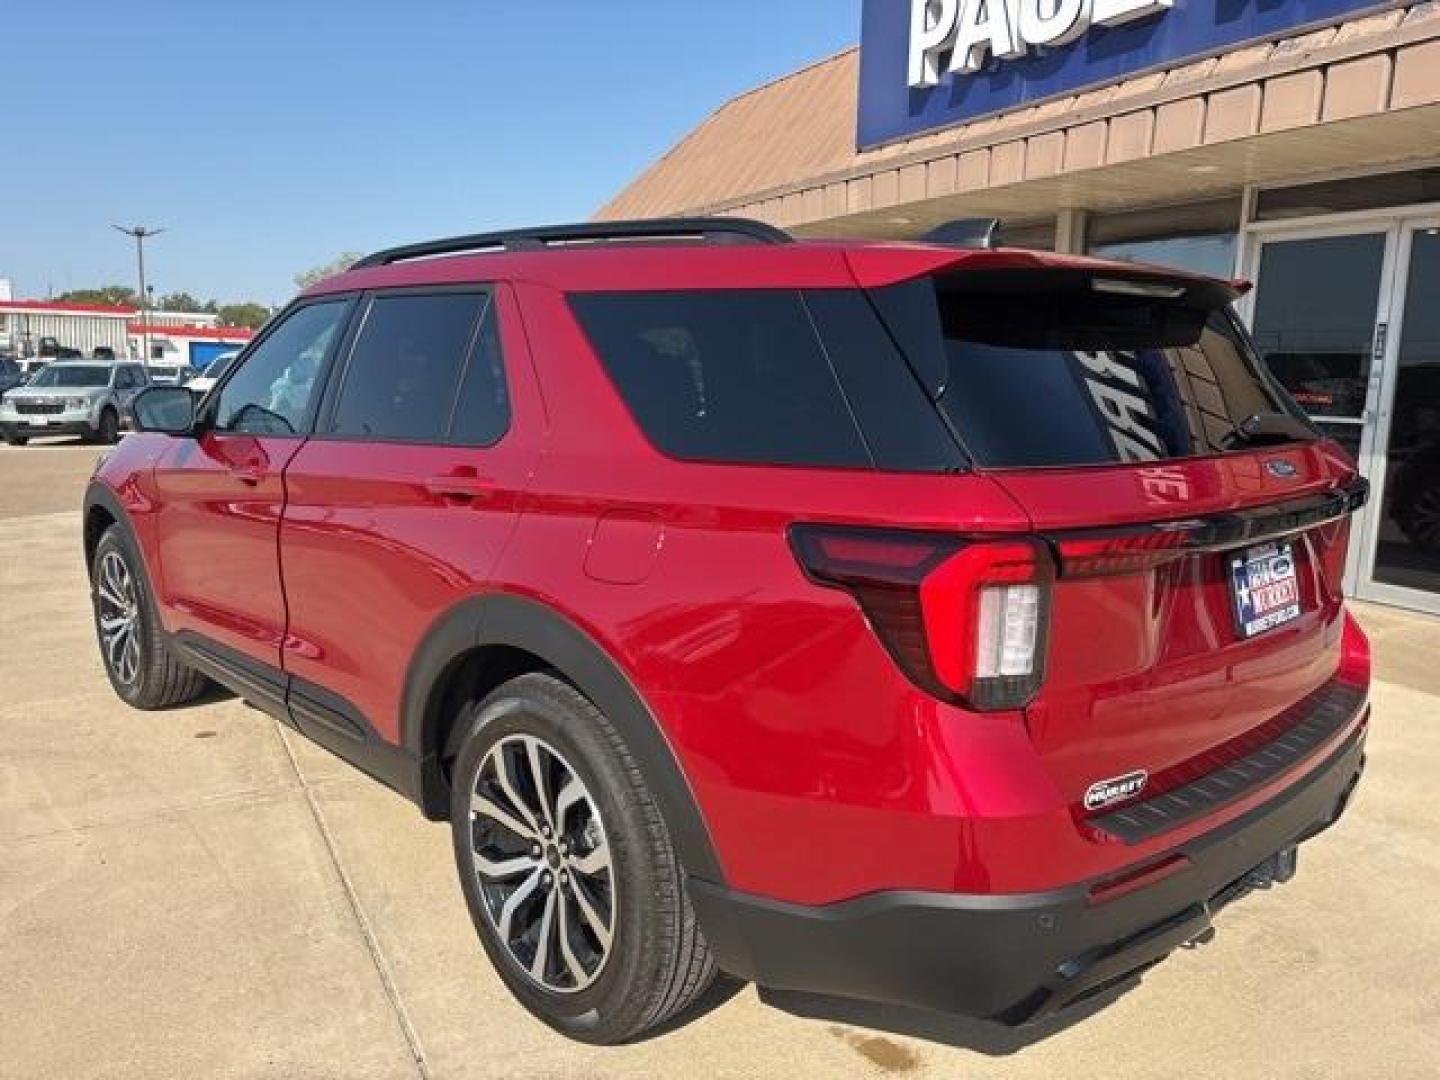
left=132, top=386, right=198, bottom=435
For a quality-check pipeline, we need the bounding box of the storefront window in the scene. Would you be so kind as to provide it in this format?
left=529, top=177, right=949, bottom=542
left=1089, top=232, right=1237, bottom=279
left=1256, top=167, right=1440, bottom=221
left=1086, top=197, right=1240, bottom=278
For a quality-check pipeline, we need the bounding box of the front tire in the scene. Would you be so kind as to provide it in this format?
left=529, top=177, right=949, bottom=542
left=450, top=673, right=716, bottom=1044
left=3, top=435, right=27, bottom=446
left=91, top=525, right=209, bottom=709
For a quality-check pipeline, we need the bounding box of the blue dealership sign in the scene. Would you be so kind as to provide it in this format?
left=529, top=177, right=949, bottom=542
left=858, top=0, right=1396, bottom=149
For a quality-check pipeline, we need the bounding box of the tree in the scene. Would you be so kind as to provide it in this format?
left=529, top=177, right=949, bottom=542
left=216, top=302, right=271, bottom=330
left=156, top=291, right=218, bottom=314
left=294, top=252, right=363, bottom=290
left=57, top=285, right=138, bottom=308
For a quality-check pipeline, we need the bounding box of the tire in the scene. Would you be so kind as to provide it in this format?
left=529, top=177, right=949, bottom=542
left=94, top=407, right=120, bottom=444
left=3, top=435, right=27, bottom=446
left=450, top=672, right=716, bottom=1044
left=91, top=524, right=210, bottom=709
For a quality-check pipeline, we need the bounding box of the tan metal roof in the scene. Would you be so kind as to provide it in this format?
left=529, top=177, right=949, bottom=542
left=597, top=49, right=861, bottom=222
left=598, top=3, right=1440, bottom=236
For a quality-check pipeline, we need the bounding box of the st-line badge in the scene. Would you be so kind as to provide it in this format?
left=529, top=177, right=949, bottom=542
left=1084, top=770, right=1149, bottom=811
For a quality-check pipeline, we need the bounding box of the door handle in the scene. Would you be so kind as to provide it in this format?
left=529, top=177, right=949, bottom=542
left=424, top=470, right=494, bottom=504
left=231, top=460, right=266, bottom=486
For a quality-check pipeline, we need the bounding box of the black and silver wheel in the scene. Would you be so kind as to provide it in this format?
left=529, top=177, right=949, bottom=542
left=96, top=549, right=143, bottom=687
left=470, top=734, right=615, bottom=993
left=91, top=525, right=209, bottom=709
left=450, top=672, right=715, bottom=1043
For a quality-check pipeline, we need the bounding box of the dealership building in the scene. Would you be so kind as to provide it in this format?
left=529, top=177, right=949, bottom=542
left=603, top=0, right=1440, bottom=615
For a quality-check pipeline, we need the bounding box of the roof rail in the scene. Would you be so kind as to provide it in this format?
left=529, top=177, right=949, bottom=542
left=923, top=218, right=1001, bottom=249
left=351, top=217, right=793, bottom=269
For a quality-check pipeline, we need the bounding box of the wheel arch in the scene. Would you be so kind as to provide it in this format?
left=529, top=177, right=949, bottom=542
left=403, top=592, right=725, bottom=884
left=83, top=482, right=130, bottom=580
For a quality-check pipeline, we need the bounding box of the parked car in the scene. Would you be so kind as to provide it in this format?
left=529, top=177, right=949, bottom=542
left=37, top=335, right=82, bottom=360
left=2, top=360, right=148, bottom=445
left=85, top=217, right=1372, bottom=1044
left=184, top=349, right=239, bottom=396
left=145, top=362, right=197, bottom=386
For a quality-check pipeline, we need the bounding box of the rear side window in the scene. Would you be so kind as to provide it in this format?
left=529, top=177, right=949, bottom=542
left=871, top=273, right=1314, bottom=468
left=571, top=291, right=879, bottom=469
left=448, top=303, right=510, bottom=447
left=327, top=292, right=488, bottom=442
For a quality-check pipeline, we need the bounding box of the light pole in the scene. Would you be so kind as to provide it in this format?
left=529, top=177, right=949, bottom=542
left=113, top=225, right=164, bottom=364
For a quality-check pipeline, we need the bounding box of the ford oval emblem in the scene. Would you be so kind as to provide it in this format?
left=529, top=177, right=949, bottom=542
left=1266, top=459, right=1299, bottom=479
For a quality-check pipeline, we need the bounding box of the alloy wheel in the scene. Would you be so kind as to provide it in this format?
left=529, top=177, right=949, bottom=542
left=96, top=550, right=142, bottom=686
left=468, top=733, right=615, bottom=994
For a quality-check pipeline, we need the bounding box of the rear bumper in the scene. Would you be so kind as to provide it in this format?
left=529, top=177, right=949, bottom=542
left=690, top=713, right=1366, bottom=1023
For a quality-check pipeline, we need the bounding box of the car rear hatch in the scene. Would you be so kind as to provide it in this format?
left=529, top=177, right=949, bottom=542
left=861, top=257, right=1368, bottom=820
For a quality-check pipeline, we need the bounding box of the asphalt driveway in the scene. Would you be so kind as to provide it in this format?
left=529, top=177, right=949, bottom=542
left=3, top=441, right=1439, bottom=1079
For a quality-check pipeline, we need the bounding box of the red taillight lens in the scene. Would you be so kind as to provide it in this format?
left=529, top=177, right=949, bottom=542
left=1052, top=527, right=1190, bottom=578
left=790, top=526, right=1053, bottom=710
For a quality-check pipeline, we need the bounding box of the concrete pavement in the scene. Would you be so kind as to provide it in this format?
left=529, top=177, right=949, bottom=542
left=3, top=440, right=1439, bottom=1079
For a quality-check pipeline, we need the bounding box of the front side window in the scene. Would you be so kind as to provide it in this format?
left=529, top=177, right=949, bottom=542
left=326, top=291, right=489, bottom=443
left=569, top=290, right=872, bottom=468
left=213, top=301, right=348, bottom=435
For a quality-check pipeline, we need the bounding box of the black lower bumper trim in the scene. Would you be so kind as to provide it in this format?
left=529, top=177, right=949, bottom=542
left=690, top=717, right=1366, bottom=1024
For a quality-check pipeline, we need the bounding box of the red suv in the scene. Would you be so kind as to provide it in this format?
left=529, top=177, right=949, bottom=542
left=85, top=218, right=1371, bottom=1044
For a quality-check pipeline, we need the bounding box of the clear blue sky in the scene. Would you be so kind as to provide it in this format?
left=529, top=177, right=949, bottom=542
left=4, top=0, right=860, bottom=306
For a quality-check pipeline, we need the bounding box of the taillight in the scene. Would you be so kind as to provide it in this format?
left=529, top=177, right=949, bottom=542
left=789, top=526, right=1053, bottom=711
left=1051, top=527, right=1190, bottom=578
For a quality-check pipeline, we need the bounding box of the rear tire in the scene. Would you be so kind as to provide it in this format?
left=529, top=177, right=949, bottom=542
left=91, top=525, right=210, bottom=709
left=450, top=672, right=716, bottom=1044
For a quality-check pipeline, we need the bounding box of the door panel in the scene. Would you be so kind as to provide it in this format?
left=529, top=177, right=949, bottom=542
left=150, top=299, right=352, bottom=668
left=278, top=285, right=544, bottom=743
left=152, top=433, right=301, bottom=661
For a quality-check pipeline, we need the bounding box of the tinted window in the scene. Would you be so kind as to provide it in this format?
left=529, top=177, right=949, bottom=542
left=29, top=365, right=109, bottom=388
left=871, top=272, right=1313, bottom=468
left=448, top=301, right=510, bottom=446
left=327, top=292, right=487, bottom=442
left=802, top=289, right=963, bottom=472
left=570, top=291, right=871, bottom=468
left=214, top=301, right=348, bottom=435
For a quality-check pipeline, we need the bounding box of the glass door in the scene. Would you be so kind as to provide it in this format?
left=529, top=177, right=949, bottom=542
left=1360, top=222, right=1440, bottom=613
left=1249, top=230, right=1389, bottom=463
left=1247, top=227, right=1393, bottom=593
left=1244, top=217, right=1440, bottom=614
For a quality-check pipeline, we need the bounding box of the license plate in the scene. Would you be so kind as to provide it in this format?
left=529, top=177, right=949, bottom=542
left=1229, top=541, right=1302, bottom=638
left=27, top=417, right=51, bottom=427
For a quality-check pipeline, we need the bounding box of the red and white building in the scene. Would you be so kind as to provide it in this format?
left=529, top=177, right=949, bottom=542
left=0, top=298, right=254, bottom=366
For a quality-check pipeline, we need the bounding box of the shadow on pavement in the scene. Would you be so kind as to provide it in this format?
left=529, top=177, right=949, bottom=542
left=755, top=976, right=1139, bottom=1055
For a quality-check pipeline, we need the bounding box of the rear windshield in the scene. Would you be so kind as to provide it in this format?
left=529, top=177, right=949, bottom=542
left=871, top=271, right=1316, bottom=468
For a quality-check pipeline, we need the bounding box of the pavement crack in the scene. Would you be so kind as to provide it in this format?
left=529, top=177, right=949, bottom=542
left=272, top=718, right=432, bottom=1080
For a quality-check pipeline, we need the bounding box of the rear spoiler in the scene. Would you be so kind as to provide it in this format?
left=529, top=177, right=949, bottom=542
left=844, top=245, right=1246, bottom=305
